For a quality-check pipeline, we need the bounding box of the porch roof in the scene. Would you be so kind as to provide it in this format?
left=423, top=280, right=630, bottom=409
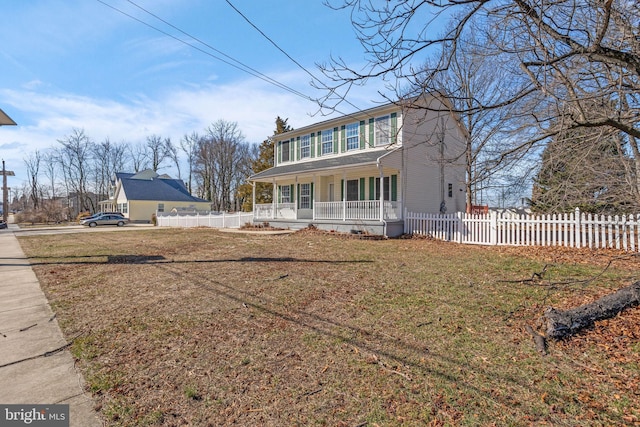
left=249, top=149, right=397, bottom=182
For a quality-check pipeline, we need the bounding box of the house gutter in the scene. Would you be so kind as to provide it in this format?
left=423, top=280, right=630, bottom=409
left=376, top=147, right=403, bottom=237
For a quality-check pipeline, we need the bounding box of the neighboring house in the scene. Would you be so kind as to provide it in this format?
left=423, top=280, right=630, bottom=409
left=249, top=95, right=467, bottom=237
left=99, top=170, right=211, bottom=222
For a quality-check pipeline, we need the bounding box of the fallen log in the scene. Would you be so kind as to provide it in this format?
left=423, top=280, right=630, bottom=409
left=543, top=281, right=640, bottom=339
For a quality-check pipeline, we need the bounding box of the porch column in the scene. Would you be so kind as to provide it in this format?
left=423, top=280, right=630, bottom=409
left=312, top=174, right=317, bottom=221
left=251, top=181, right=256, bottom=219
left=342, top=170, right=347, bottom=221
left=379, top=166, right=384, bottom=222
left=271, top=178, right=276, bottom=219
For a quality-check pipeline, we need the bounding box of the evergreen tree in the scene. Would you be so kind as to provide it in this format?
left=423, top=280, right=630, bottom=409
left=531, top=127, right=635, bottom=214
left=239, top=117, right=293, bottom=211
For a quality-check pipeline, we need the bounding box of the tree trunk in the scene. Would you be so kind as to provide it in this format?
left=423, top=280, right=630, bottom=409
left=543, top=282, right=640, bottom=339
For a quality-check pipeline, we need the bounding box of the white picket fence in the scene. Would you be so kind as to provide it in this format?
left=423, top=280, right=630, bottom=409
left=156, top=211, right=254, bottom=229
left=405, top=209, right=640, bottom=251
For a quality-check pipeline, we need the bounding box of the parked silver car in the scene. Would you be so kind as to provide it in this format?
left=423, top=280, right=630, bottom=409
left=80, top=213, right=128, bottom=227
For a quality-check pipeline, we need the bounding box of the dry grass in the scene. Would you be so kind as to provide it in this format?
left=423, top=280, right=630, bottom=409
left=18, top=228, right=640, bottom=426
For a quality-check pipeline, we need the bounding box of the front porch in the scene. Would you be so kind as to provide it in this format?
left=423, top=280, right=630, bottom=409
left=253, top=200, right=404, bottom=237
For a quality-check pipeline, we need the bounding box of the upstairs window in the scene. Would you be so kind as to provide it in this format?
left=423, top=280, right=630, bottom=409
left=346, top=123, right=359, bottom=151
left=321, top=130, right=333, bottom=155
left=374, top=115, right=391, bottom=146
left=281, top=140, right=290, bottom=162
left=300, top=134, right=311, bottom=159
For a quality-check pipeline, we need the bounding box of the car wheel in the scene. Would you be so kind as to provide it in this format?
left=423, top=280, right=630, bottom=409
left=89, top=222, right=97, bottom=227
left=117, top=221, right=124, bottom=227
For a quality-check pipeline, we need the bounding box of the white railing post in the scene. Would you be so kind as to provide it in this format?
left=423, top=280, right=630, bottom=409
left=456, top=211, right=463, bottom=243
left=490, top=211, right=498, bottom=245
left=574, top=207, right=581, bottom=248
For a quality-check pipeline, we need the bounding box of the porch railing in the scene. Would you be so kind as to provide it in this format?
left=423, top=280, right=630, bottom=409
left=254, top=203, right=296, bottom=220
left=255, top=201, right=401, bottom=221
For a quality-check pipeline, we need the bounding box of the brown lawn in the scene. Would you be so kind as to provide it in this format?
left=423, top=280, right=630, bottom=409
left=18, top=228, right=640, bottom=426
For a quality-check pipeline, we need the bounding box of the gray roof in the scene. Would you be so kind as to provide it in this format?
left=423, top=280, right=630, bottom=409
left=250, top=150, right=391, bottom=181
left=119, top=172, right=209, bottom=203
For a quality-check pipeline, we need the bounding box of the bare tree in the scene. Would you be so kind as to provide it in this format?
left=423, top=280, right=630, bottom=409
left=93, top=138, right=129, bottom=198
left=24, top=150, right=41, bottom=210
left=58, top=128, right=94, bottom=214
left=180, top=132, right=200, bottom=195
left=42, top=149, right=59, bottom=200
left=166, top=138, right=181, bottom=180
left=194, top=120, right=252, bottom=211
left=146, top=135, right=171, bottom=172
left=323, top=0, right=640, bottom=204
left=128, top=142, right=149, bottom=172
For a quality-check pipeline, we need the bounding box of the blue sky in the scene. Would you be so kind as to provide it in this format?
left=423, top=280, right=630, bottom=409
left=0, top=0, right=398, bottom=186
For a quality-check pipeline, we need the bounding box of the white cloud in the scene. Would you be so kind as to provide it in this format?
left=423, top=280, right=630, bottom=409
left=0, top=67, right=386, bottom=187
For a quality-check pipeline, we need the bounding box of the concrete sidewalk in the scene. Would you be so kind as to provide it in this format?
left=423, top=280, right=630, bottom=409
left=0, top=224, right=102, bottom=426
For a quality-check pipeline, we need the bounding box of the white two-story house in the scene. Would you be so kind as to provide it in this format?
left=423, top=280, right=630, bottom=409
left=249, top=95, right=467, bottom=237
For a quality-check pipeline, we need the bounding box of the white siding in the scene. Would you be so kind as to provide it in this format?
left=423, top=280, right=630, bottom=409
left=400, top=99, right=466, bottom=214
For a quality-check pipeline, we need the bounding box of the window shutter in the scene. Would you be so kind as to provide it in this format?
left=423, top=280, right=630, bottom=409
left=341, top=125, right=346, bottom=153
left=391, top=112, right=397, bottom=144
left=369, top=177, right=375, bottom=200
left=311, top=133, right=315, bottom=158
left=310, top=182, right=314, bottom=204
left=341, top=179, right=344, bottom=201
left=316, top=131, right=322, bottom=156
left=276, top=141, right=281, bottom=165
left=391, top=174, right=397, bottom=201
left=333, top=127, right=338, bottom=154
left=290, top=138, right=295, bottom=161
left=369, top=118, right=374, bottom=147
left=360, top=121, right=366, bottom=149
left=297, top=184, right=300, bottom=208
left=359, top=178, right=365, bottom=200
left=296, top=136, right=301, bottom=161
left=277, top=185, right=281, bottom=203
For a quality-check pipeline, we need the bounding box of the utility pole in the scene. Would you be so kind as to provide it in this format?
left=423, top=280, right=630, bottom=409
left=1, top=160, right=14, bottom=222
left=0, top=108, right=17, bottom=223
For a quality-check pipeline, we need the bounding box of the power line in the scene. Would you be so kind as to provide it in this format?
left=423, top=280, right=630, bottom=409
left=96, top=0, right=313, bottom=101
left=223, top=0, right=363, bottom=114
left=98, top=0, right=375, bottom=125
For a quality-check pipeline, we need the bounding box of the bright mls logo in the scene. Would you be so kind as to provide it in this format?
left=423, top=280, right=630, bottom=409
left=0, top=405, right=68, bottom=426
